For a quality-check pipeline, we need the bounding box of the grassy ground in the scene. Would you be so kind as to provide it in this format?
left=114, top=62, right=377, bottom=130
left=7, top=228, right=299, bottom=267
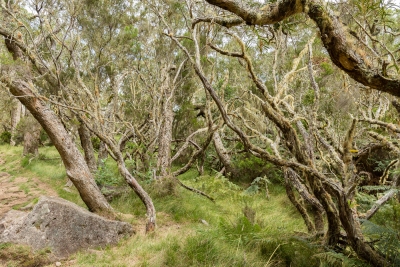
left=0, top=145, right=372, bottom=267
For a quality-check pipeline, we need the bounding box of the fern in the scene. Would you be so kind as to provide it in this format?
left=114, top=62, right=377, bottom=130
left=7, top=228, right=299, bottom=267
left=361, top=219, right=400, bottom=265
left=361, top=185, right=393, bottom=192
left=313, top=251, right=369, bottom=267
left=244, top=176, right=271, bottom=195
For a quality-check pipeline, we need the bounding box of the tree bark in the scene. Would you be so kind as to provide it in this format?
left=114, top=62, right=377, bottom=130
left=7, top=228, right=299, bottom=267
left=78, top=118, right=157, bottom=232
left=117, top=158, right=156, bottom=232
left=0, top=25, right=113, bottom=215
left=10, top=98, right=22, bottom=146
left=171, top=18, right=390, bottom=266
left=78, top=121, right=97, bottom=173
left=213, top=130, right=237, bottom=177
left=336, top=192, right=388, bottom=267
left=23, top=118, right=40, bottom=157
left=284, top=169, right=316, bottom=233
left=362, top=188, right=398, bottom=220
left=284, top=168, right=325, bottom=234
left=97, top=141, right=108, bottom=167
left=156, top=97, right=174, bottom=178
left=156, top=64, right=182, bottom=179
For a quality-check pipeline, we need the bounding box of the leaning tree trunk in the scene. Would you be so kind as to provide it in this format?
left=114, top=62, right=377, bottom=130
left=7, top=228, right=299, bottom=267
left=9, top=98, right=22, bottom=146
left=5, top=80, right=113, bottom=215
left=284, top=168, right=325, bottom=234
left=77, top=114, right=157, bottom=232
left=78, top=121, right=97, bottom=173
left=336, top=192, right=388, bottom=266
left=1, top=31, right=112, bottom=215
left=117, top=157, right=156, bottom=232
left=284, top=172, right=316, bottom=233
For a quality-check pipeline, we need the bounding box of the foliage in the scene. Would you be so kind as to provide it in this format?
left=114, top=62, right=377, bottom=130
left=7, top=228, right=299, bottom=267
left=219, top=215, right=263, bottom=246
left=313, top=251, right=370, bottom=267
left=1, top=0, right=400, bottom=265
left=361, top=219, right=400, bottom=265
left=91, top=137, right=101, bottom=151
left=95, top=160, right=123, bottom=186
left=245, top=175, right=271, bottom=197
left=233, top=154, right=282, bottom=184
left=0, top=131, right=11, bottom=144
left=302, top=89, right=315, bottom=106
left=373, top=159, right=393, bottom=172
left=195, top=173, right=241, bottom=197
left=356, top=191, right=379, bottom=211
left=371, top=199, right=400, bottom=231
left=0, top=145, right=382, bottom=266
left=148, top=178, right=179, bottom=198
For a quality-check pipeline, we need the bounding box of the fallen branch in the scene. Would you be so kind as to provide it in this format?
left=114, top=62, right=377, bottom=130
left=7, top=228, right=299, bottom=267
left=175, top=178, right=215, bottom=202
left=361, top=188, right=399, bottom=220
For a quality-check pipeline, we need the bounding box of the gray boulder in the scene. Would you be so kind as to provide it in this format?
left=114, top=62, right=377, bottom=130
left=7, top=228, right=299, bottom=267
left=0, top=196, right=134, bottom=259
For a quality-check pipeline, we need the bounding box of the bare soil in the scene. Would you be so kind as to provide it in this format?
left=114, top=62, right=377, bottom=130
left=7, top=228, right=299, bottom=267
left=0, top=158, right=57, bottom=218
left=0, top=156, right=59, bottom=267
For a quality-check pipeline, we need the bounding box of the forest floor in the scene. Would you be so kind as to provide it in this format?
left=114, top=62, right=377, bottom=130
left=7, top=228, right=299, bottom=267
left=0, top=144, right=378, bottom=267
left=0, top=166, right=57, bottom=217
left=0, top=150, right=59, bottom=267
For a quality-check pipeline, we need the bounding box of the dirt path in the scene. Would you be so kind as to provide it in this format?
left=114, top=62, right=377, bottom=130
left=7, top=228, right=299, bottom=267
left=0, top=158, right=57, bottom=217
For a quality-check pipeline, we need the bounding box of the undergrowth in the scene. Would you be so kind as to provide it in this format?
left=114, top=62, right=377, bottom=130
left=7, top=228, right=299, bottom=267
left=0, top=145, right=384, bottom=267
left=0, top=243, right=51, bottom=267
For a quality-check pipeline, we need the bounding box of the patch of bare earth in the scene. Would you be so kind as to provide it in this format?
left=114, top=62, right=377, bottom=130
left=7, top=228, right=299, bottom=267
left=0, top=158, right=57, bottom=218
left=0, top=157, right=58, bottom=267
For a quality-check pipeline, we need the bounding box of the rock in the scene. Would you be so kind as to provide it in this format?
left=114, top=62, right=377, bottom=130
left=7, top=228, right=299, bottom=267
left=62, top=187, right=73, bottom=193
left=19, top=201, right=34, bottom=211
left=0, top=196, right=134, bottom=259
left=55, top=262, right=62, bottom=266
left=200, top=219, right=209, bottom=226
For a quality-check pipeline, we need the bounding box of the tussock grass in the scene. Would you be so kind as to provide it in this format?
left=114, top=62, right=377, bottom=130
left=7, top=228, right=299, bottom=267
left=96, top=170, right=313, bottom=267
left=0, top=243, right=51, bottom=267
left=0, top=145, right=347, bottom=267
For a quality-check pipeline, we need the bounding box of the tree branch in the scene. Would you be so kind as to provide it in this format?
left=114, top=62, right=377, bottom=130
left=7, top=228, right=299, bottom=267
left=202, top=0, right=400, bottom=97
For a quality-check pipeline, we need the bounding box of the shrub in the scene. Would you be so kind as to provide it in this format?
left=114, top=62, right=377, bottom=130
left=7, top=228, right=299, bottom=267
left=39, top=129, right=51, bottom=146
left=95, top=162, right=122, bottom=186
left=362, top=219, right=400, bottom=265
left=91, top=136, right=100, bottom=151
left=232, top=153, right=282, bottom=184
left=0, top=131, right=11, bottom=144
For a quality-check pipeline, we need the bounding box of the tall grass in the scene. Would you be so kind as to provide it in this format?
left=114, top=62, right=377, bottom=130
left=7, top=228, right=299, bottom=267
left=0, top=144, right=371, bottom=267
left=86, top=169, right=318, bottom=267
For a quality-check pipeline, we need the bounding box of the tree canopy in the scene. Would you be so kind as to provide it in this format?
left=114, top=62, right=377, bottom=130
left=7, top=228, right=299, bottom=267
left=1, top=0, right=400, bottom=265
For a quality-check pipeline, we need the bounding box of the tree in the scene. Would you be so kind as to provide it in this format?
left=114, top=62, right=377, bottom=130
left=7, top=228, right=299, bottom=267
left=9, top=97, right=22, bottom=146
left=158, top=0, right=400, bottom=265
left=0, top=0, right=113, bottom=215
